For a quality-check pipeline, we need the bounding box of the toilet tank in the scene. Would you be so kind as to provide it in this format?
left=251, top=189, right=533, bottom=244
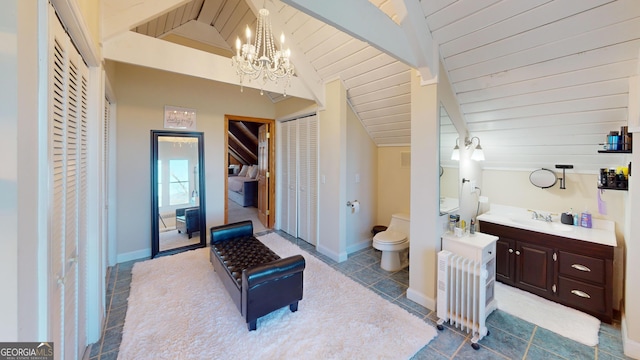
left=388, top=213, right=410, bottom=240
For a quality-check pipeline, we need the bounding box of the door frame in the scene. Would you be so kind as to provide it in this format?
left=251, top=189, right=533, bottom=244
left=224, top=115, right=276, bottom=229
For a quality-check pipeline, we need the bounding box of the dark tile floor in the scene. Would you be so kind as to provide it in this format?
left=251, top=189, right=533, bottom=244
left=89, top=230, right=632, bottom=360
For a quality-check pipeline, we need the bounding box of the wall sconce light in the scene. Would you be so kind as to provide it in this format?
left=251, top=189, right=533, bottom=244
left=452, top=136, right=485, bottom=161
left=469, top=137, right=485, bottom=161
left=451, top=138, right=460, bottom=161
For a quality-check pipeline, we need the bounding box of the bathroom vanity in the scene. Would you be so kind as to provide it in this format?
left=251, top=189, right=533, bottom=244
left=477, top=205, right=616, bottom=323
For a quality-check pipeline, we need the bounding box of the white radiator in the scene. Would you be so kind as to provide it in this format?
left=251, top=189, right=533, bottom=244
left=436, top=250, right=495, bottom=348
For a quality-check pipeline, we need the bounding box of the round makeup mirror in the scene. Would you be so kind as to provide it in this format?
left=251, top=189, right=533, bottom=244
left=529, top=168, right=557, bottom=189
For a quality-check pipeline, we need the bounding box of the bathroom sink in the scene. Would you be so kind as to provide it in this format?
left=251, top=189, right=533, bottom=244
left=477, top=204, right=617, bottom=247
left=548, top=223, right=574, bottom=232
left=510, top=218, right=574, bottom=232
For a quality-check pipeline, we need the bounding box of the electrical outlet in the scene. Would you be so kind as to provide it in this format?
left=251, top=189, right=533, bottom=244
left=470, top=180, right=477, bottom=193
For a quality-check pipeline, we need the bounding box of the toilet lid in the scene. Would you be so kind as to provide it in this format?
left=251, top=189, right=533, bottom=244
left=373, top=230, right=407, bottom=244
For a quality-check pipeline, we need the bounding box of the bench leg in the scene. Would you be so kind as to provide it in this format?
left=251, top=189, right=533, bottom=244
left=247, top=320, right=257, bottom=331
left=289, top=301, right=299, bottom=312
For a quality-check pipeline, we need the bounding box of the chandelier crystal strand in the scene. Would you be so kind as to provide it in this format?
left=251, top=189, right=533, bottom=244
left=232, top=8, right=294, bottom=96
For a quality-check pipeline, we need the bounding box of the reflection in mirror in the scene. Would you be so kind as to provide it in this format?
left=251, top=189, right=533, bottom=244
left=439, top=105, right=459, bottom=215
left=529, top=168, right=558, bottom=189
left=151, top=131, right=206, bottom=258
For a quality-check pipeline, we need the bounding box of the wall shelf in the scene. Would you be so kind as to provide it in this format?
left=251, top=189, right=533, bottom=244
left=597, top=150, right=632, bottom=154
left=597, top=185, right=628, bottom=191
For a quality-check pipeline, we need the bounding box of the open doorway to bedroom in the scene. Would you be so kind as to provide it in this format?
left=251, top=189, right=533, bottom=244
left=225, top=115, right=276, bottom=232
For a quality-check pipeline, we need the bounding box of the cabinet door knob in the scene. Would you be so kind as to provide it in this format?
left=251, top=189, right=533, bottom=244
left=571, top=289, right=591, bottom=299
left=508, top=249, right=514, bottom=253
left=571, top=264, right=591, bottom=272
left=515, top=250, right=521, bottom=255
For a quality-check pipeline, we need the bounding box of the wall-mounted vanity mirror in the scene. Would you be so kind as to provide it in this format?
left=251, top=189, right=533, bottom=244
left=151, top=130, right=206, bottom=258
left=439, top=105, right=460, bottom=215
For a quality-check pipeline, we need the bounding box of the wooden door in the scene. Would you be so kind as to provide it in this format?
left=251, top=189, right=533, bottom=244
left=257, top=124, right=269, bottom=227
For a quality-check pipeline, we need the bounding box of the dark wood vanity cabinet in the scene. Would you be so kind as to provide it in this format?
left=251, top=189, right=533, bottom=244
left=480, top=221, right=614, bottom=323
left=495, top=238, right=515, bottom=284
left=495, top=237, right=555, bottom=299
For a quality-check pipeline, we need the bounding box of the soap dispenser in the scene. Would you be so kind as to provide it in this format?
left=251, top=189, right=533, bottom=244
left=580, top=210, right=592, bottom=228
left=561, top=209, right=574, bottom=225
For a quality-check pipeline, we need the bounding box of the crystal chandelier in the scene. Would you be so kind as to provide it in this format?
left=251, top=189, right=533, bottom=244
left=232, top=8, right=294, bottom=95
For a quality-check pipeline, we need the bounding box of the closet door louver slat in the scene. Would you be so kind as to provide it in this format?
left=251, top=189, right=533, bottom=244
left=278, top=115, right=318, bottom=246
left=48, top=4, right=89, bottom=359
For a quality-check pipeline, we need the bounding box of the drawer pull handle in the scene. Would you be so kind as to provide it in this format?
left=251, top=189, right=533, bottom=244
left=571, top=290, right=591, bottom=299
left=571, top=264, right=591, bottom=272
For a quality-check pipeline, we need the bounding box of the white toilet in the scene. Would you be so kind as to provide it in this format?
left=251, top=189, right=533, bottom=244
left=373, top=213, right=410, bottom=271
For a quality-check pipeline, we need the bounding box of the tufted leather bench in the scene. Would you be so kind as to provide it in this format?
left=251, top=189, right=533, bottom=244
left=209, top=220, right=306, bottom=330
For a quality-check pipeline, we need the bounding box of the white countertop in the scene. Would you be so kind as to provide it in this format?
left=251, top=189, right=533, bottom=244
left=476, top=204, right=617, bottom=247
left=442, top=231, right=498, bottom=249
left=440, top=197, right=459, bottom=214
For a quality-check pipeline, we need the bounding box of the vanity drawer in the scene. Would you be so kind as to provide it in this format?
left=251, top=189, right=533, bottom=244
left=558, top=251, right=605, bottom=284
left=558, top=276, right=606, bottom=314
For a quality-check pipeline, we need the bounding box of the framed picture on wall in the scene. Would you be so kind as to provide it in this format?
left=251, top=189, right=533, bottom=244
left=164, top=105, right=197, bottom=130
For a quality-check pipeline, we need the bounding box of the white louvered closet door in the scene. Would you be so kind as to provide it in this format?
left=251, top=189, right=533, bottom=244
left=297, top=116, right=318, bottom=245
left=307, top=116, right=318, bottom=245
left=49, top=4, right=89, bottom=360
left=286, top=121, right=298, bottom=237
left=298, top=120, right=309, bottom=241
left=279, top=116, right=317, bottom=245
left=279, top=122, right=290, bottom=232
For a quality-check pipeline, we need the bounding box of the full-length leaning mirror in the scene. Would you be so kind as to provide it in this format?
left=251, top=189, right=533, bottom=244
left=439, top=104, right=460, bottom=215
left=151, top=130, right=206, bottom=258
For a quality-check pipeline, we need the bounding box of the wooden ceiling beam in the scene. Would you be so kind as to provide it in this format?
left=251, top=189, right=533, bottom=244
left=103, top=0, right=191, bottom=40
left=281, top=0, right=437, bottom=81
left=103, top=31, right=316, bottom=99
left=197, top=0, right=223, bottom=25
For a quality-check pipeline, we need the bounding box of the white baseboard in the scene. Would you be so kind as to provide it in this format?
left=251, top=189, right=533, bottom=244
left=407, top=287, right=436, bottom=311
left=316, top=244, right=348, bottom=263
left=347, top=239, right=371, bottom=254
left=622, top=315, right=640, bottom=359
left=117, top=248, right=151, bottom=264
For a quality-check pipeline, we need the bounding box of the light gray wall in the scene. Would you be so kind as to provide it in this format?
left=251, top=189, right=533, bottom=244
left=346, top=103, right=378, bottom=252
left=109, top=62, right=275, bottom=261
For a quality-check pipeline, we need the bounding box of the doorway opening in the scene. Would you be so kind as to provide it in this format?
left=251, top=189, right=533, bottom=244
left=225, top=115, right=276, bottom=232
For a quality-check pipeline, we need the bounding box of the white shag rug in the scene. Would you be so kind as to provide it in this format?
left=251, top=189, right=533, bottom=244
left=118, top=232, right=437, bottom=360
left=495, top=282, right=600, bottom=346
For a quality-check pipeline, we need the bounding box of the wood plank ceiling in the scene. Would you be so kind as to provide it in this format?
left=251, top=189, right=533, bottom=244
left=131, top=0, right=640, bottom=171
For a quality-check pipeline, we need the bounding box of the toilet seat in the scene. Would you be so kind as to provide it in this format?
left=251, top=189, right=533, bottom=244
left=373, top=230, right=407, bottom=244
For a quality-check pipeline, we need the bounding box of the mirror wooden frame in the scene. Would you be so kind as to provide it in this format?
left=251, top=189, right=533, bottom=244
left=151, top=130, right=206, bottom=258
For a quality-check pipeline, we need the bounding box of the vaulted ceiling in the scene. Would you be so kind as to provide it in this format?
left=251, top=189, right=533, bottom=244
left=103, top=0, right=640, bottom=171
left=228, top=120, right=260, bottom=165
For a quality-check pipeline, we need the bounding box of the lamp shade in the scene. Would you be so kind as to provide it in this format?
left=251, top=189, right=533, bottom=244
left=471, top=144, right=485, bottom=161
left=451, top=144, right=460, bottom=161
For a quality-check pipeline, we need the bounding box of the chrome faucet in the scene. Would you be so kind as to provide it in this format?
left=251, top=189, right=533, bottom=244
left=528, top=210, right=554, bottom=222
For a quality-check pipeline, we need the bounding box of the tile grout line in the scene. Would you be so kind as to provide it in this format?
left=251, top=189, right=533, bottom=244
left=521, top=326, right=537, bottom=360
left=95, top=264, right=117, bottom=359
